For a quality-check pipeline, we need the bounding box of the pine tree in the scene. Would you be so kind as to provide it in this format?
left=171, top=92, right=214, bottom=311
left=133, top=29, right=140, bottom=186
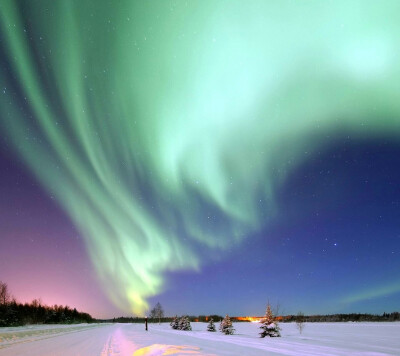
left=178, top=316, right=184, bottom=330
left=220, top=315, right=235, bottom=335
left=207, top=317, right=216, bottom=332
left=259, top=303, right=281, bottom=338
left=178, top=316, right=192, bottom=331
left=170, top=315, right=179, bottom=330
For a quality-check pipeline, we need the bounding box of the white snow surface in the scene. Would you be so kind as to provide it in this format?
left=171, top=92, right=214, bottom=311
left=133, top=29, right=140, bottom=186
left=0, top=321, right=399, bottom=355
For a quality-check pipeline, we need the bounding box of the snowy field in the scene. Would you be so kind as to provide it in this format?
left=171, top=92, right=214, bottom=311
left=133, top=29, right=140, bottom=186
left=0, top=321, right=399, bottom=356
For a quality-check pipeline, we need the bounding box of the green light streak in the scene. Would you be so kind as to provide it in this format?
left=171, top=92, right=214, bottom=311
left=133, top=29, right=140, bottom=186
left=1, top=0, right=399, bottom=314
left=342, top=282, right=400, bottom=304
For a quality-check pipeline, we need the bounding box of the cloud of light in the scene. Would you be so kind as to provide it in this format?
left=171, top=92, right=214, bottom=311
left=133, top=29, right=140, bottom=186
left=1, top=0, right=399, bottom=314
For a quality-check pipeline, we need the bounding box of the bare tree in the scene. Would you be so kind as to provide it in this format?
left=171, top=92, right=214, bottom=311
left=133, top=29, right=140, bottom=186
left=0, top=281, right=11, bottom=305
left=296, top=311, right=305, bottom=334
left=272, top=302, right=282, bottom=319
left=149, top=302, right=164, bottom=324
left=31, top=299, right=41, bottom=308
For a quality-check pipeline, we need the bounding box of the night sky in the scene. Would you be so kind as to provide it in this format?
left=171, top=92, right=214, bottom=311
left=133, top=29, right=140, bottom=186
left=0, top=1, right=399, bottom=319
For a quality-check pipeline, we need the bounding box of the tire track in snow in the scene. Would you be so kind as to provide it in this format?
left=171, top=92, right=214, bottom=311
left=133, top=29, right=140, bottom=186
left=101, top=325, right=136, bottom=355
left=0, top=324, right=108, bottom=350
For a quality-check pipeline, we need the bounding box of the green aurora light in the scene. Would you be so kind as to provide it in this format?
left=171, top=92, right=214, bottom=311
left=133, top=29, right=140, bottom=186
left=1, top=0, right=399, bottom=314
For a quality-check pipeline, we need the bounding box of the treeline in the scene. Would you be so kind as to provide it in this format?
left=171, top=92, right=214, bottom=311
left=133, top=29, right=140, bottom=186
left=107, top=313, right=400, bottom=324
left=103, top=315, right=225, bottom=324
left=0, top=281, right=93, bottom=326
left=283, top=312, right=400, bottom=323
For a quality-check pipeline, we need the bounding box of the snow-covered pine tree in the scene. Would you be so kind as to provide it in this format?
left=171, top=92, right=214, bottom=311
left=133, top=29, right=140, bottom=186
left=220, top=315, right=235, bottom=335
left=178, top=316, right=184, bottom=330
left=179, top=316, right=192, bottom=331
left=170, top=315, right=179, bottom=329
left=207, top=317, right=216, bottom=332
left=259, top=303, right=281, bottom=337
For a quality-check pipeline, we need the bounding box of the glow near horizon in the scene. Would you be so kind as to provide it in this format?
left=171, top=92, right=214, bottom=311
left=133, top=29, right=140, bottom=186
left=0, top=0, right=399, bottom=315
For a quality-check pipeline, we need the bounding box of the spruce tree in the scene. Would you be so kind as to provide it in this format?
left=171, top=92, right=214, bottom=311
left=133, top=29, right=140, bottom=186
left=179, top=316, right=192, bottom=331
left=207, top=317, right=216, bottom=332
left=170, top=315, right=179, bottom=330
left=220, top=315, right=235, bottom=335
left=259, top=303, right=281, bottom=338
left=178, top=316, right=185, bottom=330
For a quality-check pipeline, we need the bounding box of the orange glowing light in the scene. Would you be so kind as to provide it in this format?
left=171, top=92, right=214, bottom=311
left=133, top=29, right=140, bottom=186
left=235, top=316, right=262, bottom=323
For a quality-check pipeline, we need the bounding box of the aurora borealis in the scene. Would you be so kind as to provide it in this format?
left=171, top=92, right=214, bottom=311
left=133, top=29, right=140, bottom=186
left=0, top=0, right=399, bottom=317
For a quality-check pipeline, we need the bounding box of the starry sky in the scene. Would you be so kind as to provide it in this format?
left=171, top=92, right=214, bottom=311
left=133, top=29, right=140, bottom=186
left=0, top=0, right=399, bottom=319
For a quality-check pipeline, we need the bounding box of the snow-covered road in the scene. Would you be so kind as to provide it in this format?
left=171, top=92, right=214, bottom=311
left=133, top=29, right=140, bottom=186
left=0, top=322, right=399, bottom=355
